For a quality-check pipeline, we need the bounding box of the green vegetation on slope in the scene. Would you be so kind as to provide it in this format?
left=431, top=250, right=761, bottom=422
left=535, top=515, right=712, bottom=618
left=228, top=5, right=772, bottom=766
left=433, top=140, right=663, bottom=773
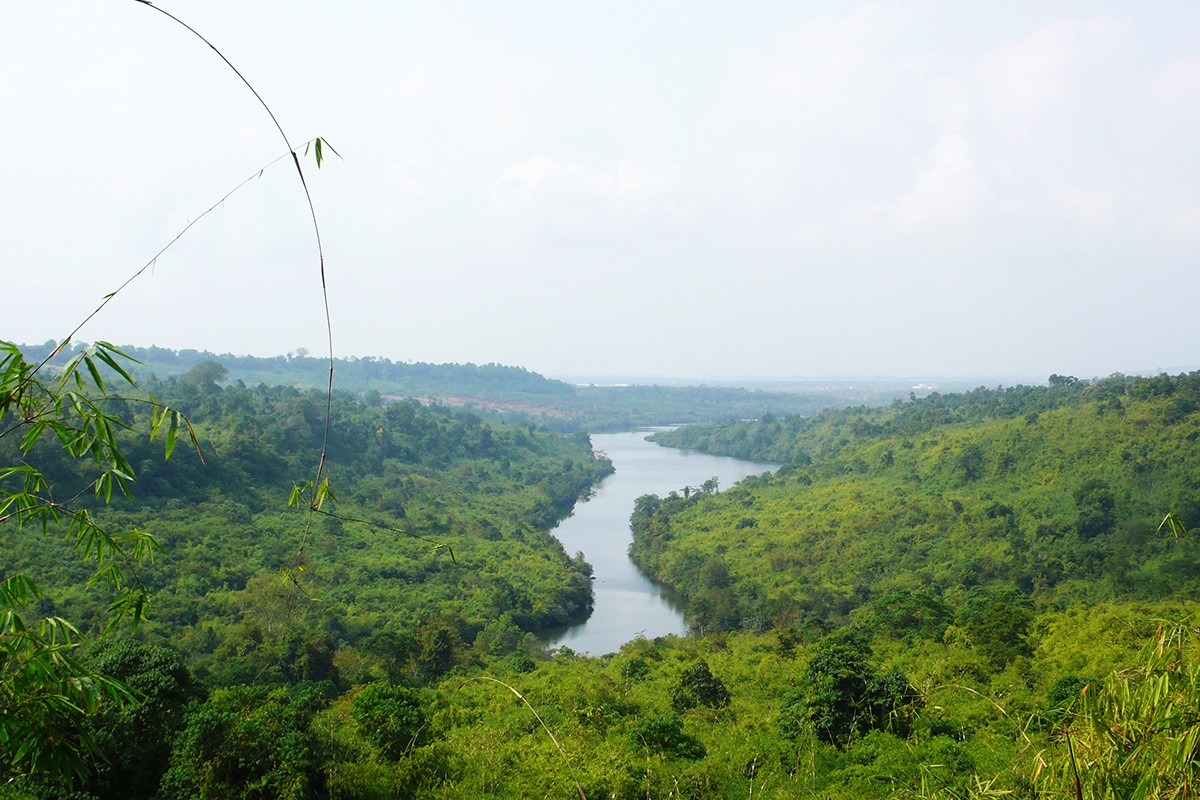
left=1, top=367, right=611, bottom=695
left=107, top=606, right=1195, bottom=800
left=636, top=373, right=1200, bottom=635
left=11, top=359, right=1200, bottom=799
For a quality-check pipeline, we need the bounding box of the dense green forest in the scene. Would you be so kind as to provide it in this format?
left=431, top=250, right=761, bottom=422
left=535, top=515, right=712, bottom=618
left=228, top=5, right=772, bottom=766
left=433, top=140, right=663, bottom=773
left=2, top=368, right=612, bottom=643
left=637, top=373, right=1200, bottom=632
left=7, top=355, right=1200, bottom=798
left=0, top=348, right=611, bottom=797
left=14, top=341, right=880, bottom=433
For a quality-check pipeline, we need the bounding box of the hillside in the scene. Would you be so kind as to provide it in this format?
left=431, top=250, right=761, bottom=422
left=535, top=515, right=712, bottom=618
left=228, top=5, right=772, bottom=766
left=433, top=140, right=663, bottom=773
left=1, top=368, right=612, bottom=686
left=15, top=341, right=886, bottom=432
left=637, top=373, right=1200, bottom=632
left=9, top=356, right=1200, bottom=798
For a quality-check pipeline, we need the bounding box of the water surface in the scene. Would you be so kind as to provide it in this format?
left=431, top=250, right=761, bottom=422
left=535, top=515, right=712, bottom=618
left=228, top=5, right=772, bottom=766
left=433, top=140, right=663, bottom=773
left=543, top=430, right=775, bottom=655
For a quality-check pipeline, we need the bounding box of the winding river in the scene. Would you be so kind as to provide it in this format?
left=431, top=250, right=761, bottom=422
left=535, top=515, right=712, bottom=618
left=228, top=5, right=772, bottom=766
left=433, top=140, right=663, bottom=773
left=542, top=430, right=776, bottom=655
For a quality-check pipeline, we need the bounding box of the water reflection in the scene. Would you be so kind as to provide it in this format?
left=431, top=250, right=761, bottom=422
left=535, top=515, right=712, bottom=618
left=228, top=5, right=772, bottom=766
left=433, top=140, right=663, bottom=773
left=542, top=430, right=775, bottom=655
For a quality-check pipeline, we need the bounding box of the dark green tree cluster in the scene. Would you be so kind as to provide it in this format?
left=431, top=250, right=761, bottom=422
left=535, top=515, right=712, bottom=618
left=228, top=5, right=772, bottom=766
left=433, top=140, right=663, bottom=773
left=669, top=659, right=730, bottom=712
left=780, top=630, right=920, bottom=747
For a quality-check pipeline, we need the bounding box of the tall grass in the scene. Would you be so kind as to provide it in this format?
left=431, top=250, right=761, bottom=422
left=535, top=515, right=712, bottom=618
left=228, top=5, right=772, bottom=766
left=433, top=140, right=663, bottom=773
left=1041, top=619, right=1200, bottom=799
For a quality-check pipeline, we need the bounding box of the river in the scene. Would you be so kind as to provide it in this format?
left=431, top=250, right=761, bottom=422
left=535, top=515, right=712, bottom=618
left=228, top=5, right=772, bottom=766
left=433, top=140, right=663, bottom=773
left=542, top=430, right=775, bottom=656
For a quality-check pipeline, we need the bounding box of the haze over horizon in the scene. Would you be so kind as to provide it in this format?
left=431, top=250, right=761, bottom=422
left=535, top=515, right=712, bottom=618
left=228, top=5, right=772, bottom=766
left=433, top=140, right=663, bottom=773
left=6, top=2, right=1198, bottom=381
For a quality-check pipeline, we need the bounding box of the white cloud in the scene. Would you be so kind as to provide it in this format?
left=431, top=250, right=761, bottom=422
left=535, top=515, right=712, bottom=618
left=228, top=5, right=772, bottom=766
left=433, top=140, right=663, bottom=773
left=1173, top=207, right=1200, bottom=237
left=895, top=134, right=993, bottom=231
left=370, top=161, right=432, bottom=228
left=458, top=74, right=527, bottom=151
left=976, top=16, right=1127, bottom=135
left=977, top=20, right=1081, bottom=127
left=726, top=4, right=921, bottom=140
left=605, top=91, right=666, bottom=150
left=926, top=75, right=972, bottom=131
left=488, top=155, right=682, bottom=236
left=1149, top=54, right=1200, bottom=124
left=1052, top=183, right=1117, bottom=226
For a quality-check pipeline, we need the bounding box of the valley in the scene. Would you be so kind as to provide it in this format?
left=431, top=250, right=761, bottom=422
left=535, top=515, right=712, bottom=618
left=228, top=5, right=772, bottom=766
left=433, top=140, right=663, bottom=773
left=5, top=347, right=1200, bottom=798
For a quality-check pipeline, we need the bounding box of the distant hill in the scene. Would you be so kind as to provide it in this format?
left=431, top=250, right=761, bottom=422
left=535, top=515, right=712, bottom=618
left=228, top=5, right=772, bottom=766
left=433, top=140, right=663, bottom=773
left=18, top=342, right=879, bottom=431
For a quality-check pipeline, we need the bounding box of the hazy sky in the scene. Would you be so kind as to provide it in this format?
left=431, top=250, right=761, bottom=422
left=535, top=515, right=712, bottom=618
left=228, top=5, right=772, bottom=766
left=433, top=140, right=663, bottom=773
left=6, top=2, right=1199, bottom=380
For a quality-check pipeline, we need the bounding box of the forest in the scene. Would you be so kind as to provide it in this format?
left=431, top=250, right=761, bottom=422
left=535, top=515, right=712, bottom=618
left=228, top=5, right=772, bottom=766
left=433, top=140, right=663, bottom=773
left=5, top=347, right=1200, bottom=799
left=13, top=342, right=877, bottom=433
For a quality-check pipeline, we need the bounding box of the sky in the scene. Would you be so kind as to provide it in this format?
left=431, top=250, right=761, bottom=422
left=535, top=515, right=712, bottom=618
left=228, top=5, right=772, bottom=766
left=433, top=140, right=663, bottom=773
left=5, top=1, right=1199, bottom=381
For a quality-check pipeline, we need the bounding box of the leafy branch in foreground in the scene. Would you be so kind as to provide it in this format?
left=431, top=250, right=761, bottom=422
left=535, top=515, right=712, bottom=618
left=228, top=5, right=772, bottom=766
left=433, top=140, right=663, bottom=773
left=0, top=573, right=134, bottom=785
left=3, top=2, right=340, bottom=788
left=1038, top=620, right=1200, bottom=799
left=0, top=340, right=195, bottom=784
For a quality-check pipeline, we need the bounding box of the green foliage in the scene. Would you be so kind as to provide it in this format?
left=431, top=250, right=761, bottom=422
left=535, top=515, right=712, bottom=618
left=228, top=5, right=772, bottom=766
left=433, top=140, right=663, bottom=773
left=781, top=629, right=921, bottom=747
left=1044, top=673, right=1094, bottom=728
left=618, top=656, right=649, bottom=681
left=956, top=587, right=1034, bottom=669
left=3, top=374, right=613, bottom=687
left=19, top=342, right=862, bottom=433
left=80, top=639, right=197, bottom=800
left=670, top=659, right=730, bottom=712
left=631, top=372, right=1200, bottom=640
left=1038, top=621, right=1200, bottom=799
left=2, top=336, right=621, bottom=794
left=1074, top=477, right=1117, bottom=540
left=957, top=442, right=986, bottom=483
left=179, top=360, right=228, bottom=392
left=0, top=341, right=189, bottom=629
left=157, top=684, right=329, bottom=800
left=0, top=341, right=194, bottom=784
left=0, top=574, right=132, bottom=787
left=865, top=588, right=953, bottom=641
left=628, top=713, right=706, bottom=760
left=15, top=338, right=1200, bottom=798
left=350, top=683, right=425, bottom=760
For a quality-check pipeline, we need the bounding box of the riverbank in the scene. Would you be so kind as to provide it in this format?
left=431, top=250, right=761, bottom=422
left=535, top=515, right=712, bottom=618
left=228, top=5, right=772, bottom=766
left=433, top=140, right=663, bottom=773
left=543, top=430, right=776, bottom=654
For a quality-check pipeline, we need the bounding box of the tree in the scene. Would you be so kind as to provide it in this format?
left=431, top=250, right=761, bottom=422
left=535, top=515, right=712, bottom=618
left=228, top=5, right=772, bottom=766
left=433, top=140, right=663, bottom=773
left=1075, top=479, right=1116, bottom=540
left=180, top=360, right=229, bottom=392
left=628, top=713, right=706, bottom=760
left=1, top=341, right=192, bottom=784
left=351, top=683, right=425, bottom=760
left=866, top=588, right=953, bottom=641
left=82, top=640, right=198, bottom=800
left=957, top=442, right=986, bottom=482
left=793, top=629, right=874, bottom=746
left=781, top=629, right=922, bottom=747
left=156, top=684, right=328, bottom=800
left=670, top=659, right=731, bottom=712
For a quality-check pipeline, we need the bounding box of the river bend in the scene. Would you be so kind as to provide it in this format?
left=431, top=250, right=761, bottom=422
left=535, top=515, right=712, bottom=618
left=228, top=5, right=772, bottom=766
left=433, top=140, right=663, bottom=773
left=543, top=430, right=775, bottom=655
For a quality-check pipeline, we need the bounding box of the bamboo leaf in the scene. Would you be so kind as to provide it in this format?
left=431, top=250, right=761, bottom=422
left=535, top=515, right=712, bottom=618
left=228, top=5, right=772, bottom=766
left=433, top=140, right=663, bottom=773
left=83, top=356, right=105, bottom=394
left=149, top=402, right=165, bottom=441
left=289, top=482, right=309, bottom=508
left=318, top=136, right=342, bottom=161
left=164, top=412, right=178, bottom=460
left=92, top=347, right=136, bottom=386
